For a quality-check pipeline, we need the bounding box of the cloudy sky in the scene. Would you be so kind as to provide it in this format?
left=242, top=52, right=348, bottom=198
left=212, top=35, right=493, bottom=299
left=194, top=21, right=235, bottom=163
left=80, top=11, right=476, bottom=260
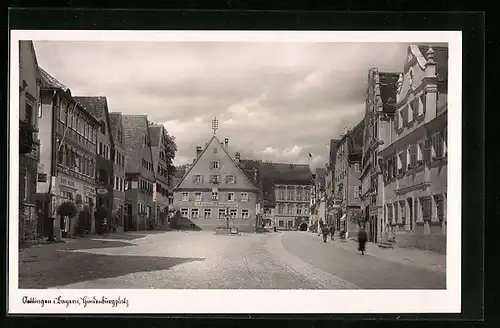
left=33, top=41, right=408, bottom=169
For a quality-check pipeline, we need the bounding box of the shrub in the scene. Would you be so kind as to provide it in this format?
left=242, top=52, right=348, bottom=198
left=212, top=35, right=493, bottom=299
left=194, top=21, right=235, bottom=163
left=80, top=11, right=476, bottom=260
left=57, top=201, right=77, bottom=218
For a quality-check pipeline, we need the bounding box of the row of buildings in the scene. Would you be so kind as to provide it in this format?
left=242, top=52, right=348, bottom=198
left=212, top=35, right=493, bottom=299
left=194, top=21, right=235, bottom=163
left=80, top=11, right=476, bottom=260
left=18, top=41, right=176, bottom=242
left=309, top=44, right=448, bottom=253
left=171, top=133, right=313, bottom=232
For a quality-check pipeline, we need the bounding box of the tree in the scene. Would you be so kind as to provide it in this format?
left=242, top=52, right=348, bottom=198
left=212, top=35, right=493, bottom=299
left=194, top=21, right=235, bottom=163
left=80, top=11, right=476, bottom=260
left=162, top=130, right=178, bottom=181
left=348, top=208, right=365, bottom=227
left=19, top=120, right=39, bottom=155
left=57, top=201, right=77, bottom=219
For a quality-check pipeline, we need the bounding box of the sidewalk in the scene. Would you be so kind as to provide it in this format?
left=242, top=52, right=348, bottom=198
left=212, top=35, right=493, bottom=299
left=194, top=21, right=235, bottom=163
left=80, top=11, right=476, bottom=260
left=302, top=231, right=446, bottom=274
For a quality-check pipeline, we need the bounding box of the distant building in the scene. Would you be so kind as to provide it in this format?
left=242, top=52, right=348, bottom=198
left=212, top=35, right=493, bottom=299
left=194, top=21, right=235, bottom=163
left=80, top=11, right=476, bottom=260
left=325, top=139, right=341, bottom=227
left=19, top=41, right=42, bottom=242
left=359, top=68, right=400, bottom=243
left=310, top=167, right=326, bottom=233
left=109, top=112, right=127, bottom=232
left=378, top=45, right=448, bottom=253
left=36, top=68, right=101, bottom=237
left=173, top=136, right=259, bottom=232
left=333, top=120, right=365, bottom=238
left=123, top=115, right=156, bottom=231
left=74, top=96, right=115, bottom=233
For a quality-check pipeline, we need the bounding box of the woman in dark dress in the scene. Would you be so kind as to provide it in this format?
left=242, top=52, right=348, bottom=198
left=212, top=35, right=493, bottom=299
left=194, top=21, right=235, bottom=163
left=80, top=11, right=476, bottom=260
left=358, top=226, right=368, bottom=255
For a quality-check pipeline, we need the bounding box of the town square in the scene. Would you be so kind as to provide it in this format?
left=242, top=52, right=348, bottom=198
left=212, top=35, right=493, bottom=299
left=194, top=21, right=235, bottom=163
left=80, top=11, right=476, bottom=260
left=17, top=38, right=448, bottom=290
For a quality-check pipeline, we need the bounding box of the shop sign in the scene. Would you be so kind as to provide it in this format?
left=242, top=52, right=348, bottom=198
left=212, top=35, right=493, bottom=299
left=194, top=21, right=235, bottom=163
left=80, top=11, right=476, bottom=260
left=194, top=201, right=215, bottom=207
left=84, top=186, right=96, bottom=197
left=97, top=188, right=108, bottom=195
left=50, top=195, right=57, bottom=218
left=59, top=177, right=76, bottom=188
left=217, top=202, right=238, bottom=207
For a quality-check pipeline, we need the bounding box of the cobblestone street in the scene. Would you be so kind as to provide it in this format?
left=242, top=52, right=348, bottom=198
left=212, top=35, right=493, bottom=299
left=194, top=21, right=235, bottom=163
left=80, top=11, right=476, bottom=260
left=19, top=230, right=445, bottom=289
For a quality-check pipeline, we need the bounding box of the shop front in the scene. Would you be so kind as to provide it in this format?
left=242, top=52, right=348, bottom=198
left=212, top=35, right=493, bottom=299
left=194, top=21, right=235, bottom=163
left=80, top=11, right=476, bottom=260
left=54, top=173, right=96, bottom=236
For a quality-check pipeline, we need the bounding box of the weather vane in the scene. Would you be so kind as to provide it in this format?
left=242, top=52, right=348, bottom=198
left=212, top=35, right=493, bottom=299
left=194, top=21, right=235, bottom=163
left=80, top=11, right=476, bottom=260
left=211, top=117, right=219, bottom=135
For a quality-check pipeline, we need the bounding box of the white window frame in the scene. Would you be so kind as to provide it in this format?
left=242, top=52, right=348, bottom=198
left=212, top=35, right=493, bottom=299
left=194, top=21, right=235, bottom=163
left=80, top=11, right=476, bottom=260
left=212, top=161, right=220, bottom=169
left=227, top=192, right=235, bottom=202
left=193, top=174, right=202, bottom=184
left=212, top=191, right=219, bottom=200
left=354, top=163, right=360, bottom=173
left=204, top=208, right=212, bottom=219
left=240, top=192, right=249, bottom=202
left=181, top=208, right=189, bottom=217
left=241, top=209, right=249, bottom=219
left=229, top=208, right=237, bottom=219
left=182, top=192, right=189, bottom=201
left=195, top=192, right=202, bottom=201
left=226, top=175, right=235, bottom=184
left=191, top=208, right=199, bottom=220
left=218, top=208, right=226, bottom=219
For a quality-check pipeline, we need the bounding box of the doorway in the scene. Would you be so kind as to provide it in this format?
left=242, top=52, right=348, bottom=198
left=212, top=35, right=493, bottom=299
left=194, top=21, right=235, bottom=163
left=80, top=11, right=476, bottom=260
left=299, top=223, right=308, bottom=231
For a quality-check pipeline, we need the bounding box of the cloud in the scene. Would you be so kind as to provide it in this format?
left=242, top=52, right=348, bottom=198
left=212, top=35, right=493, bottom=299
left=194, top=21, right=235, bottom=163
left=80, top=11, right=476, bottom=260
left=33, top=41, right=409, bottom=170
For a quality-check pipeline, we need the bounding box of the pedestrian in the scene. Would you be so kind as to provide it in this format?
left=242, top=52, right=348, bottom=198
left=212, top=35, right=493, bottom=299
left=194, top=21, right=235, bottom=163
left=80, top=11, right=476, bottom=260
left=102, top=217, right=108, bottom=236
left=358, top=226, right=368, bottom=255
left=329, top=224, right=335, bottom=241
left=321, top=225, right=329, bottom=243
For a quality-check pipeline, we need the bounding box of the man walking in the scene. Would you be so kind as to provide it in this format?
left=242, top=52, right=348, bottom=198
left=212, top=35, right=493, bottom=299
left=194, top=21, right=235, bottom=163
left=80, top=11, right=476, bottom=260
left=329, top=224, right=335, bottom=241
left=321, top=224, right=330, bottom=243
left=358, top=226, right=368, bottom=255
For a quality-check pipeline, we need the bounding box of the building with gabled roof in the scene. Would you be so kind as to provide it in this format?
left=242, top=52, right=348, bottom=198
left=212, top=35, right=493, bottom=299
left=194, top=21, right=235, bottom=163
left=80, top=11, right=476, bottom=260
left=173, top=135, right=259, bottom=232
left=377, top=45, right=448, bottom=254
left=74, top=96, right=115, bottom=233
left=122, top=115, right=156, bottom=231
left=109, top=112, right=127, bottom=232
left=36, top=67, right=101, bottom=238
left=148, top=122, right=174, bottom=226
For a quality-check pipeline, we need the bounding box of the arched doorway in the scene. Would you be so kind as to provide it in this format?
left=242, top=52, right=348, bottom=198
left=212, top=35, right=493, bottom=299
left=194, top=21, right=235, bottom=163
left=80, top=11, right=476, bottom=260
left=299, top=223, right=308, bottom=231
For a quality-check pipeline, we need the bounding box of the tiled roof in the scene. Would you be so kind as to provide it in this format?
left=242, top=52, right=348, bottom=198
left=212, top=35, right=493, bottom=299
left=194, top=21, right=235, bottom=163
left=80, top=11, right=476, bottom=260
left=148, top=125, right=163, bottom=147
left=347, top=119, right=365, bottom=156
left=418, top=45, right=448, bottom=83
left=122, top=115, right=150, bottom=174
left=109, top=112, right=126, bottom=150
left=73, top=96, right=107, bottom=122
left=39, top=67, right=69, bottom=91
left=379, top=72, right=400, bottom=113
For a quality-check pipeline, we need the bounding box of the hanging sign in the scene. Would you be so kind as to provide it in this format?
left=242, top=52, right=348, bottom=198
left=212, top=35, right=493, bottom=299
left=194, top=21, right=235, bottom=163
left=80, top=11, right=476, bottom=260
left=96, top=188, right=108, bottom=195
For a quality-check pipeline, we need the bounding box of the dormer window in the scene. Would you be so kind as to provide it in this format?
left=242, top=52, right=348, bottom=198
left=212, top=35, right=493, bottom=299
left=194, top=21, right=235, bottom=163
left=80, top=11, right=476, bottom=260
left=117, top=130, right=123, bottom=143
left=100, top=120, right=106, bottom=134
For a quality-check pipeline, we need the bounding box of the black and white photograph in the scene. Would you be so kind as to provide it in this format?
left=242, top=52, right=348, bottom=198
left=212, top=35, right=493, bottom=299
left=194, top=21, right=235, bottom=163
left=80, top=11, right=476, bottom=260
left=10, top=30, right=462, bottom=314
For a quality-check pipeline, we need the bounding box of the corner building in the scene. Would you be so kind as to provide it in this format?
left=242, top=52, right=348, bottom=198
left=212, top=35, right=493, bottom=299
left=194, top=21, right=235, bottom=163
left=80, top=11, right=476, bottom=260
left=378, top=45, right=448, bottom=253
left=173, top=136, right=259, bottom=232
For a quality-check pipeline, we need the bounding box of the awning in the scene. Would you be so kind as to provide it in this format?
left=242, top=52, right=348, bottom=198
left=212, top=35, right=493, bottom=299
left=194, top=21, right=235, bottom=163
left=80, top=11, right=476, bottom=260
left=340, top=214, right=347, bottom=221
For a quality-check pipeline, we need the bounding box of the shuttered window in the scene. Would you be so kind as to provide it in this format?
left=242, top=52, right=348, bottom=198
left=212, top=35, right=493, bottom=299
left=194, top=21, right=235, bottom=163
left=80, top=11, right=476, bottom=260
left=422, top=197, right=432, bottom=221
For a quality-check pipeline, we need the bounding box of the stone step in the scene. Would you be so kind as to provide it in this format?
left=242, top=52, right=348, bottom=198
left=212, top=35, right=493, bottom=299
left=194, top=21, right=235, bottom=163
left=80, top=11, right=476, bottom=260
left=378, top=242, right=394, bottom=249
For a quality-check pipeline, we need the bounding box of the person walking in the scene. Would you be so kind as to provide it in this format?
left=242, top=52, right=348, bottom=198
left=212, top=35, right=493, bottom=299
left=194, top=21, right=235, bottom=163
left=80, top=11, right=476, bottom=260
left=102, top=216, right=108, bottom=236
left=329, top=224, right=335, bottom=241
left=321, top=224, right=330, bottom=243
left=358, top=226, right=368, bottom=255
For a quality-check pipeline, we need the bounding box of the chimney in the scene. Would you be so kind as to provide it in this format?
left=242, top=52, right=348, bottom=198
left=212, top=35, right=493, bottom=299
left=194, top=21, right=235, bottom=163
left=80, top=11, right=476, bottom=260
left=196, top=146, right=203, bottom=158
left=234, top=152, right=240, bottom=164
left=224, top=138, right=229, bottom=149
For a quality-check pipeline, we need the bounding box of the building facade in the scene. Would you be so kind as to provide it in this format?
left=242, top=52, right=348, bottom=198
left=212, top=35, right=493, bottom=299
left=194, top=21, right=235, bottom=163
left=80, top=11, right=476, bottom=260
left=36, top=68, right=101, bottom=237
left=74, top=96, right=115, bottom=233
left=123, top=115, right=156, bottom=231
left=333, top=121, right=365, bottom=238
left=109, top=112, right=127, bottom=232
left=359, top=68, right=400, bottom=243
left=309, top=168, right=325, bottom=233
left=325, top=139, right=341, bottom=229
left=173, top=136, right=259, bottom=232
left=148, top=123, right=172, bottom=226
left=378, top=45, right=448, bottom=253
left=19, top=40, right=41, bottom=242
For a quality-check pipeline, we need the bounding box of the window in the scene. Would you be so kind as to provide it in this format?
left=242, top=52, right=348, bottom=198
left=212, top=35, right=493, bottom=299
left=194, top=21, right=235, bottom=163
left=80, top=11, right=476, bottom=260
left=354, top=185, right=361, bottom=198
left=409, top=144, right=418, bottom=168
left=296, top=207, right=302, bottom=215
left=287, top=190, right=294, bottom=200
left=182, top=192, right=189, bottom=201
left=387, top=204, right=393, bottom=223
left=115, top=175, right=119, bottom=190
left=218, top=208, right=226, bottom=219
left=227, top=192, right=234, bottom=202
left=421, top=197, right=432, bottom=222
left=435, top=194, right=445, bottom=221
left=240, top=192, right=248, bottom=202
left=354, top=163, right=360, bottom=173
left=397, top=151, right=406, bottom=173
left=229, top=209, right=237, bottom=219
left=118, top=130, right=123, bottom=143
left=212, top=191, right=219, bottom=200
left=432, top=132, right=445, bottom=158
left=305, top=188, right=310, bottom=201
left=191, top=209, right=199, bottom=219
left=420, top=93, right=427, bottom=116
left=204, top=209, right=212, bottom=219
left=181, top=208, right=188, bottom=218
left=211, top=161, right=220, bottom=169
left=279, top=189, right=286, bottom=200
left=210, top=175, right=221, bottom=184
left=195, top=192, right=202, bottom=201
left=393, top=202, right=399, bottom=223
left=226, top=175, right=236, bottom=184
left=279, top=220, right=284, bottom=228
left=193, top=174, right=202, bottom=184
left=241, top=209, right=249, bottom=219
left=400, top=201, right=406, bottom=223
left=287, top=205, right=294, bottom=215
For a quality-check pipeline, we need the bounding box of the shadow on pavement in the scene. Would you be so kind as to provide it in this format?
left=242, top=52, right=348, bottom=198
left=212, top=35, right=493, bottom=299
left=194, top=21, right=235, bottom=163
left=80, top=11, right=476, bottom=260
left=19, top=238, right=205, bottom=288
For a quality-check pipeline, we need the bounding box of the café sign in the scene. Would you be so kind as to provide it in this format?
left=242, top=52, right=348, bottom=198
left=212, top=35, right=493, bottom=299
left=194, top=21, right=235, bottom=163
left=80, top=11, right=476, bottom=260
left=59, top=177, right=76, bottom=188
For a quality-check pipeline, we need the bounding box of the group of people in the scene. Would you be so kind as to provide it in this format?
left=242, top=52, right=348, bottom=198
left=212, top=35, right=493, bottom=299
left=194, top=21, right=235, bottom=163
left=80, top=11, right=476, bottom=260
left=319, top=222, right=368, bottom=255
